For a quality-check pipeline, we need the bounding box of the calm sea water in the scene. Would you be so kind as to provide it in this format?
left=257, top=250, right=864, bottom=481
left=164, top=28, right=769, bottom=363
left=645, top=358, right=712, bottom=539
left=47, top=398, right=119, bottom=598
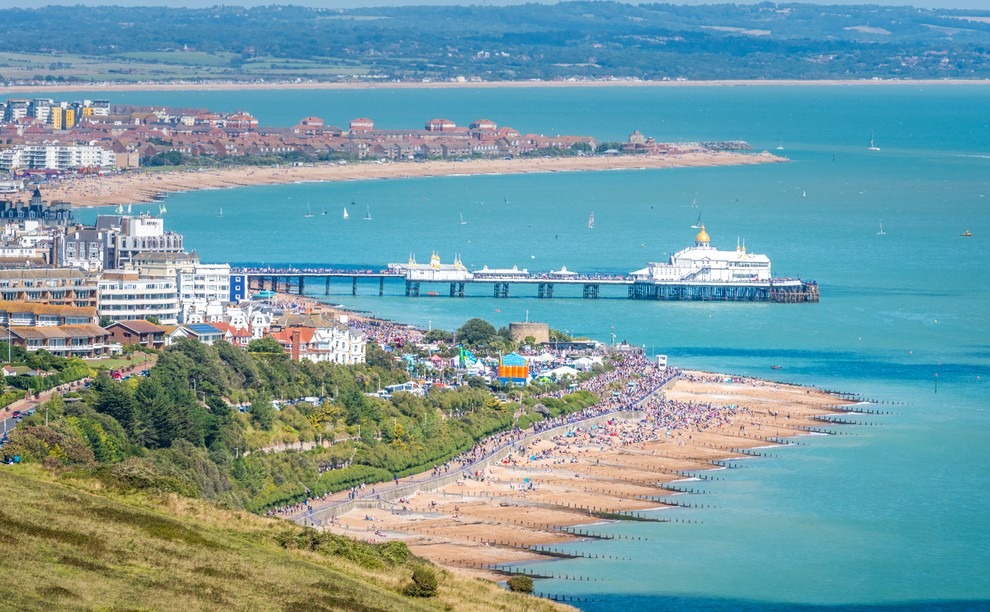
left=66, top=84, right=990, bottom=609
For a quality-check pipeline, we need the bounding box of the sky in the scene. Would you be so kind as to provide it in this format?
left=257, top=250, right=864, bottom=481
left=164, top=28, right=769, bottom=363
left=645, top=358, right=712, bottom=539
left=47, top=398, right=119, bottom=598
left=0, top=0, right=988, bottom=10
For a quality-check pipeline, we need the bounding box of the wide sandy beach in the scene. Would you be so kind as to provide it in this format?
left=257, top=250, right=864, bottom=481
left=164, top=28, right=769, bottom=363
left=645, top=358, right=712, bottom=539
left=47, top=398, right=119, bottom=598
left=42, top=152, right=784, bottom=208
left=307, top=372, right=854, bottom=581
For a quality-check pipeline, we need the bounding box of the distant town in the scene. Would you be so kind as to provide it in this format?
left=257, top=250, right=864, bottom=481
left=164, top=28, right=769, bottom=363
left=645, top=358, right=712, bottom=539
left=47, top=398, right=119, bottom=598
left=0, top=97, right=748, bottom=180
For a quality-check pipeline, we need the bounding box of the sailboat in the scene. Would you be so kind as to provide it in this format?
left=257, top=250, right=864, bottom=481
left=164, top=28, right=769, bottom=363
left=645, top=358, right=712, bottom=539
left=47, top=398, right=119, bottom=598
left=322, top=207, right=327, bottom=216
left=877, top=220, right=886, bottom=235
left=776, top=138, right=784, bottom=151
left=126, top=203, right=132, bottom=214
left=158, top=203, right=167, bottom=215
left=691, top=211, right=702, bottom=229
left=459, top=212, right=467, bottom=225
left=690, top=197, right=698, bottom=208
left=217, top=207, right=224, bottom=218
left=115, top=203, right=124, bottom=214
left=304, top=202, right=314, bottom=218
left=587, top=211, right=595, bottom=229
left=343, top=206, right=349, bottom=220
left=363, top=204, right=372, bottom=221
left=868, top=131, right=880, bottom=151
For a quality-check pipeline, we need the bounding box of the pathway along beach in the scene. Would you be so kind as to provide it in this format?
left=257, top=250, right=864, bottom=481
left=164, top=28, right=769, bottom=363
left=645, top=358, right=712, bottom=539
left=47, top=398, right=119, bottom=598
left=41, top=151, right=785, bottom=209
left=289, top=369, right=854, bottom=582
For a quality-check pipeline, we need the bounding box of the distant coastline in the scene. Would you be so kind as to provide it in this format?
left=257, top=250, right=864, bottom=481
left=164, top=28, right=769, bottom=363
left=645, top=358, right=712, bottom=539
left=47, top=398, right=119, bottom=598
left=3, top=78, right=990, bottom=95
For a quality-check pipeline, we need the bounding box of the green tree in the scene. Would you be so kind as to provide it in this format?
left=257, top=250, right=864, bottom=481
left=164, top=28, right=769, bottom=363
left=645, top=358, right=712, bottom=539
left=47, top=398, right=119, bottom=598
left=249, top=398, right=275, bottom=430
left=145, top=315, right=161, bottom=325
left=247, top=337, right=284, bottom=354
left=507, top=575, right=533, bottom=593
left=456, top=318, right=497, bottom=350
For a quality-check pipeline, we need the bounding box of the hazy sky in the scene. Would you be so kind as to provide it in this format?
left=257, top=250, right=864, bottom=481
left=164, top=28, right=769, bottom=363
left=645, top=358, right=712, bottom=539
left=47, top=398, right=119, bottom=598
left=1, top=0, right=988, bottom=10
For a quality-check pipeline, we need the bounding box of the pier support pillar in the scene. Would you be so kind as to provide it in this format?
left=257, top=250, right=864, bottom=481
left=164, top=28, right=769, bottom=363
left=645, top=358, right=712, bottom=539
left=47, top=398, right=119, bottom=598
left=352, top=277, right=358, bottom=296
left=325, top=277, right=331, bottom=296
left=493, top=282, right=509, bottom=298
left=538, top=283, right=554, bottom=299
left=379, top=278, right=385, bottom=296
left=405, top=281, right=420, bottom=297
left=582, top=284, right=600, bottom=299
left=298, top=276, right=305, bottom=295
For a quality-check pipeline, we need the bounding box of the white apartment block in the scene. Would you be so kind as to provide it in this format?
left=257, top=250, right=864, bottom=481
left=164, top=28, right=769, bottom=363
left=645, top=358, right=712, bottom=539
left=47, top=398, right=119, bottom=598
left=98, top=271, right=179, bottom=325
left=0, top=142, right=116, bottom=172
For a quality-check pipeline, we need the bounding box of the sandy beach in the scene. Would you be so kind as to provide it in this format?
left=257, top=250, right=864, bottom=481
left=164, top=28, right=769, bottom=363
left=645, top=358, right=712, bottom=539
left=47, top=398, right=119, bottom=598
left=41, top=152, right=784, bottom=208
left=307, top=372, right=855, bottom=581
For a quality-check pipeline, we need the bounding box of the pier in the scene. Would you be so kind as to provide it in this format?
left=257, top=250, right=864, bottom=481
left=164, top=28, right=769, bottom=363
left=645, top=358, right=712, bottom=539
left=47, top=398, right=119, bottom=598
left=232, top=227, right=819, bottom=303
left=232, top=264, right=819, bottom=303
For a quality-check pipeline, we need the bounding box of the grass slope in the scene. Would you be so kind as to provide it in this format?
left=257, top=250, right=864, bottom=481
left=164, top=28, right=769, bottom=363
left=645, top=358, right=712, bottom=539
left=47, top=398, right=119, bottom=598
left=0, top=465, right=563, bottom=611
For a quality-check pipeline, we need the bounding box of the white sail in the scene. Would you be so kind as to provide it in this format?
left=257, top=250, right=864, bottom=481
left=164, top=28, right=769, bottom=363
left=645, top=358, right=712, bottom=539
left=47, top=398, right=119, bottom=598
left=343, top=207, right=349, bottom=220
left=587, top=211, right=594, bottom=229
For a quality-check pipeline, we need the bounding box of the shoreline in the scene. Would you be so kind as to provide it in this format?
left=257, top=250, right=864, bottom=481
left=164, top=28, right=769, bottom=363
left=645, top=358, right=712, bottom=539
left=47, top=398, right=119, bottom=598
left=284, top=351, right=854, bottom=582
left=3, top=78, right=990, bottom=95
left=39, top=151, right=785, bottom=208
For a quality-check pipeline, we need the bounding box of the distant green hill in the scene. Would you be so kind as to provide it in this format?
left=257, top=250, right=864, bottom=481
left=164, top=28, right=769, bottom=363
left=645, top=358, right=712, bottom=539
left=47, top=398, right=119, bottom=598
left=1, top=3, right=990, bottom=83
left=0, top=464, right=561, bottom=611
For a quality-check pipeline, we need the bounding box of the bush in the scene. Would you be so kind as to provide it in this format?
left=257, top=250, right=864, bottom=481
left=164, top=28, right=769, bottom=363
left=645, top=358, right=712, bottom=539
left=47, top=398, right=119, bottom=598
left=403, top=565, right=438, bottom=597
left=506, top=575, right=534, bottom=593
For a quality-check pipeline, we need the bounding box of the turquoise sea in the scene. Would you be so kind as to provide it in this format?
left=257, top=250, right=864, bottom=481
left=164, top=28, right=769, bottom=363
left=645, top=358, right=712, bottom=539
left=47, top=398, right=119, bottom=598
left=62, top=84, right=990, bottom=609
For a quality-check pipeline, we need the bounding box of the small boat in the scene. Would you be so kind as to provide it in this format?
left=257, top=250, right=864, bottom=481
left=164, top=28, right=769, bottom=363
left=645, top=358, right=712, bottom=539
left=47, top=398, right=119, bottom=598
left=877, top=220, right=885, bottom=235
left=770, top=365, right=783, bottom=370
left=126, top=203, right=132, bottom=214
left=868, top=131, right=880, bottom=151
left=217, top=207, right=224, bottom=218
left=322, top=207, right=327, bottom=216
left=343, top=205, right=350, bottom=220
left=159, top=204, right=167, bottom=215
left=691, top=211, right=702, bottom=229
left=459, top=212, right=467, bottom=225
left=425, top=291, right=439, bottom=296
left=364, top=204, right=372, bottom=221
left=587, top=211, right=595, bottom=229
left=961, top=230, right=972, bottom=237
left=776, top=139, right=784, bottom=151
left=802, top=190, right=807, bottom=198
left=691, top=197, right=698, bottom=208
left=304, top=202, right=314, bottom=218
left=115, top=203, right=124, bottom=214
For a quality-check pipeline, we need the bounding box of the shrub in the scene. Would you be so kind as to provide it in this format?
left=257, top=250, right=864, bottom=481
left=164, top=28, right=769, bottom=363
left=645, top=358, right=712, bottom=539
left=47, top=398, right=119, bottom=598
left=507, top=575, right=534, bottom=593
left=403, top=565, right=438, bottom=597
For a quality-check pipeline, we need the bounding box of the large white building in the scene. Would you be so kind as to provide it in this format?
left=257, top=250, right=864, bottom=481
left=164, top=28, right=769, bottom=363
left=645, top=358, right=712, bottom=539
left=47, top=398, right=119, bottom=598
left=629, top=225, right=772, bottom=284
left=177, top=262, right=231, bottom=323
left=97, top=270, right=179, bottom=325
left=0, top=142, right=116, bottom=172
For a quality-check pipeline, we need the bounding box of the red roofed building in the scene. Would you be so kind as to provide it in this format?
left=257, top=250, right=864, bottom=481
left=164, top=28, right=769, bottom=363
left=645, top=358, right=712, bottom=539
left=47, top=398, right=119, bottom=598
left=210, top=321, right=253, bottom=347
left=266, top=315, right=365, bottom=364
left=349, top=118, right=375, bottom=133
left=425, top=118, right=456, bottom=132
left=105, top=319, right=166, bottom=349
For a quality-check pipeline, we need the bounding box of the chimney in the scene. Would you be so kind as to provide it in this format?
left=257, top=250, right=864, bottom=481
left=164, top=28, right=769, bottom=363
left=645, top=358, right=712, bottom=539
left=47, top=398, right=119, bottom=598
left=291, top=329, right=301, bottom=362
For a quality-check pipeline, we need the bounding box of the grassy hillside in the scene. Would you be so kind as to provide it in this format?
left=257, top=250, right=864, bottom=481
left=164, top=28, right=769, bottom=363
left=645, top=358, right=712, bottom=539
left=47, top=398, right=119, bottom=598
left=0, top=465, right=563, bottom=611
